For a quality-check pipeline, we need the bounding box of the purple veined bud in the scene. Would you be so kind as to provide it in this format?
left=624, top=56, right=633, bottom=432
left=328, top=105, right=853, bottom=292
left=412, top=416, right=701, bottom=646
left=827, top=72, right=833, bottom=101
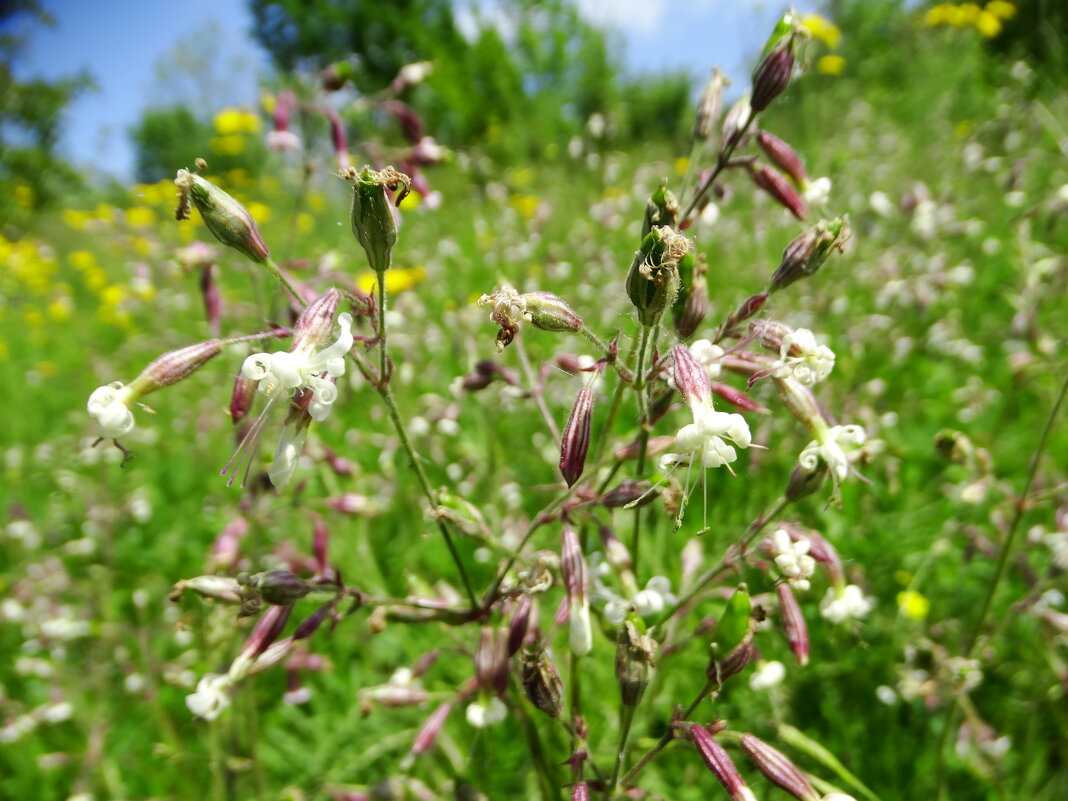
left=757, top=131, right=808, bottom=186
left=672, top=343, right=712, bottom=413
left=474, top=627, right=509, bottom=697
left=749, top=164, right=808, bottom=221
left=520, top=645, right=564, bottom=718
left=615, top=619, right=657, bottom=708
left=769, top=217, right=850, bottom=293
left=694, top=68, right=730, bottom=142
left=326, top=493, right=376, bottom=516
left=199, top=264, right=221, bottom=335
left=293, top=601, right=334, bottom=640
left=410, top=700, right=452, bottom=757
left=571, top=781, right=589, bottom=801
left=690, top=724, right=758, bottom=801
left=750, top=319, right=794, bottom=354
left=560, top=378, right=595, bottom=487
left=599, top=479, right=658, bottom=509
left=174, top=166, right=270, bottom=263
left=612, top=435, right=676, bottom=463
left=240, top=603, right=294, bottom=663
left=523, top=291, right=583, bottom=333
left=708, top=638, right=754, bottom=686
left=721, top=292, right=769, bottom=335
left=777, top=582, right=810, bottom=667
left=740, top=733, right=820, bottom=801
left=722, top=91, right=753, bottom=151
left=243, top=570, right=313, bottom=606
left=774, top=376, right=823, bottom=431
left=323, top=105, right=351, bottom=171
left=751, top=38, right=796, bottom=113
left=561, top=526, right=592, bottom=656
left=507, top=595, right=532, bottom=657
left=384, top=100, right=426, bottom=144
left=292, top=288, right=343, bottom=354
left=711, top=382, right=770, bottom=414
left=230, top=371, right=257, bottom=425
left=674, top=273, right=709, bottom=340
left=126, top=339, right=223, bottom=400
left=410, top=650, right=440, bottom=678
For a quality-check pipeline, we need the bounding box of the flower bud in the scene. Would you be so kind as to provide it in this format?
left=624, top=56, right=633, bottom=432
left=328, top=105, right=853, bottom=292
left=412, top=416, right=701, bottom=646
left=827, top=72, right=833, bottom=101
left=507, top=595, right=532, bottom=656
left=560, top=379, right=595, bottom=487
left=749, top=164, right=807, bottom=221
left=615, top=618, right=656, bottom=707
left=199, top=264, right=221, bottom=335
left=169, top=575, right=244, bottom=605
left=777, top=582, right=809, bottom=666
left=672, top=343, right=712, bottom=412
left=757, top=131, right=807, bottom=185
left=674, top=269, right=708, bottom=339
left=740, top=733, right=820, bottom=801
left=571, top=782, right=589, bottom=801
left=784, top=463, right=827, bottom=503
left=523, top=291, right=583, bottom=333
left=321, top=62, right=352, bottom=91
left=292, top=288, right=343, bottom=354
left=230, top=372, right=257, bottom=424
left=410, top=701, right=452, bottom=757
left=641, top=184, right=680, bottom=239
left=690, top=724, right=758, bottom=801
left=774, top=377, right=823, bottom=431
left=711, top=382, right=770, bottom=414
left=240, top=603, right=294, bottom=665
left=769, top=217, right=850, bottom=292
left=341, top=165, right=411, bottom=274
left=721, top=292, right=768, bottom=334
left=175, top=168, right=269, bottom=263
left=751, top=39, right=795, bottom=113
left=722, top=91, right=752, bottom=150
left=694, top=68, right=729, bottom=142
left=128, top=340, right=223, bottom=397
left=599, top=479, right=657, bottom=509
left=626, top=227, right=687, bottom=328
left=243, top=570, right=313, bottom=606
left=521, top=645, right=564, bottom=718
left=561, top=526, right=592, bottom=656
left=475, top=627, right=509, bottom=697
left=323, top=105, right=350, bottom=170
left=384, top=100, right=425, bottom=144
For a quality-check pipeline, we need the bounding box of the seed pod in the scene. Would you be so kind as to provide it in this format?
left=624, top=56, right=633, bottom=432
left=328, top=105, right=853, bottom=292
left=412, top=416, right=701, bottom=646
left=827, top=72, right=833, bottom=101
left=625, top=227, right=687, bottom=328
left=690, top=724, right=758, bottom=801
left=769, top=217, right=850, bottom=293
left=341, top=165, right=411, bottom=274
left=615, top=618, right=656, bottom=708
left=751, top=40, right=795, bottom=113
left=641, top=184, right=680, bottom=239
left=749, top=164, right=807, bottom=221
left=741, top=733, right=820, bottom=801
left=560, top=379, right=595, bottom=487
left=174, top=168, right=270, bottom=263
left=777, top=582, right=810, bottom=666
left=521, top=645, right=564, bottom=718
left=523, top=291, right=583, bottom=333
left=757, top=131, right=807, bottom=185
left=245, top=570, right=313, bottom=606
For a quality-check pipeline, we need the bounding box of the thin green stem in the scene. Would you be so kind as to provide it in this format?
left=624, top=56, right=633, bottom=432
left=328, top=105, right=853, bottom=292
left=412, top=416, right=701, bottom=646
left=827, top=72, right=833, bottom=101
left=630, top=325, right=653, bottom=573
left=608, top=703, right=638, bottom=795
left=263, top=257, right=304, bottom=307
left=618, top=679, right=713, bottom=788
left=376, top=272, right=388, bottom=383
left=680, top=109, right=756, bottom=223
left=935, top=370, right=1068, bottom=800
left=592, top=335, right=640, bottom=463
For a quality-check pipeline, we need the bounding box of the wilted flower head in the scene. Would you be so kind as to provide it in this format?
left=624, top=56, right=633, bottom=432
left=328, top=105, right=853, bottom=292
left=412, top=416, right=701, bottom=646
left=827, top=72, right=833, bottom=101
left=820, top=584, right=874, bottom=624
left=477, top=287, right=582, bottom=352
left=185, top=673, right=233, bottom=720
left=773, top=328, right=836, bottom=386
left=799, top=424, right=866, bottom=483
left=175, top=166, right=269, bottom=263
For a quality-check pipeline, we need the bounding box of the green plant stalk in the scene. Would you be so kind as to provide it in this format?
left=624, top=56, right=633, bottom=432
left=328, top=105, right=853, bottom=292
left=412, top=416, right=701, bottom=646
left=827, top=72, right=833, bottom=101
left=777, top=724, right=882, bottom=801
left=934, top=370, right=1068, bottom=800
left=680, top=108, right=756, bottom=223
left=263, top=256, right=304, bottom=306
left=511, top=679, right=562, bottom=801
left=592, top=335, right=640, bottom=463
left=608, top=702, right=638, bottom=795
left=630, top=324, right=653, bottom=573
left=618, top=678, right=713, bottom=787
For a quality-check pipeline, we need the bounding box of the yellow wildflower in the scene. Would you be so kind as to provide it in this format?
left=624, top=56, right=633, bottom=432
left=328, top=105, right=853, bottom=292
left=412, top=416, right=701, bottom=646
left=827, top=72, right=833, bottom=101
left=356, top=265, right=426, bottom=294
left=674, top=156, right=689, bottom=176
left=897, top=590, right=930, bottom=621
left=126, top=206, right=157, bottom=228
left=14, top=184, right=34, bottom=208
left=69, top=250, right=96, bottom=271
left=975, top=10, right=1002, bottom=36
left=817, top=55, right=846, bottom=75
left=801, top=13, right=842, bottom=49
left=985, top=1, right=1016, bottom=20
left=62, top=209, right=90, bottom=230
left=47, top=297, right=74, bottom=322
left=511, top=167, right=534, bottom=188
left=214, top=108, right=260, bottom=135
left=510, top=194, right=540, bottom=220
left=296, top=212, right=314, bottom=234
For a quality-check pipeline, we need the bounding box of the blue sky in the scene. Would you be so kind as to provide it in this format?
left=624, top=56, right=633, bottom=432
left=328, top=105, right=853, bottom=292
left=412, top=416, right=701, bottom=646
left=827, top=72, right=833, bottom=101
left=11, top=0, right=787, bottom=180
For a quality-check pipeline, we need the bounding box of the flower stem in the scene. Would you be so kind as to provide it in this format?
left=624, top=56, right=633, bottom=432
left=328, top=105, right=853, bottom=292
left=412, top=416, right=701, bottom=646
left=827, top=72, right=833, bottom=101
left=592, top=335, right=640, bottom=464
left=264, top=257, right=304, bottom=307
left=680, top=108, right=756, bottom=223
left=618, top=679, right=713, bottom=788
left=608, top=703, right=638, bottom=795
left=631, top=324, right=653, bottom=574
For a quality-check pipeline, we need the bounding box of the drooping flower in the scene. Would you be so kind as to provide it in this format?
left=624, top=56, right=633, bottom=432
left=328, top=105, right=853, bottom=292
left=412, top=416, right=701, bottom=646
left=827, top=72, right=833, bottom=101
left=185, top=673, right=233, bottom=720
left=87, top=383, right=136, bottom=439
left=798, top=424, right=866, bottom=482
left=465, top=695, right=507, bottom=728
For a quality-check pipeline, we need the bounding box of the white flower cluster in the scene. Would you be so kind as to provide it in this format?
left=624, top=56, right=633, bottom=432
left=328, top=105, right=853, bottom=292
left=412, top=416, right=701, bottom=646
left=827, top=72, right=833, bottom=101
left=664, top=408, right=752, bottom=470
left=466, top=695, right=507, bottom=728
left=599, top=575, right=677, bottom=624
left=803, top=176, right=832, bottom=206
left=749, top=659, right=786, bottom=691
left=799, top=424, right=866, bottom=482
left=185, top=673, right=234, bottom=720
left=770, top=529, right=816, bottom=590
left=820, top=584, right=874, bottom=624
left=773, top=328, right=835, bottom=386
left=689, top=339, right=725, bottom=381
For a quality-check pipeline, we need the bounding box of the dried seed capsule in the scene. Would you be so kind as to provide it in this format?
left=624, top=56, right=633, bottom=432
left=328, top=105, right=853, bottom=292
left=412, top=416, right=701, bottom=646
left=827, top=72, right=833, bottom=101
left=243, top=570, right=313, bottom=606
left=521, top=645, right=564, bottom=718
left=641, top=184, right=680, bottom=239
left=626, top=226, right=687, bottom=328
left=341, top=165, right=411, bottom=274
left=615, top=618, right=657, bottom=708
left=174, top=167, right=269, bottom=263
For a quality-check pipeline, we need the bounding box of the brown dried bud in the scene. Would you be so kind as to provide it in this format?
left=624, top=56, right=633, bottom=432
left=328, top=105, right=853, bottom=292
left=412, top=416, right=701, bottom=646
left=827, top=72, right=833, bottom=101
left=690, top=724, right=758, bottom=801
left=174, top=168, right=270, bottom=262
left=757, top=131, right=807, bottom=185
left=615, top=619, right=657, bottom=707
left=641, top=184, right=680, bottom=239
left=740, top=733, right=820, bottom=801
left=777, top=582, right=809, bottom=667
left=521, top=645, right=564, bottom=718
left=560, top=380, right=595, bottom=487
left=749, top=164, right=807, bottom=221
left=751, top=40, right=795, bottom=113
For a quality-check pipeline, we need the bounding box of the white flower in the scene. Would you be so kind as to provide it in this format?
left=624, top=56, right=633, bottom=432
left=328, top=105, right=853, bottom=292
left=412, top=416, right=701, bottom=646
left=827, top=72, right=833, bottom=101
left=689, top=339, right=724, bottom=381
left=803, top=176, right=832, bottom=206
left=604, top=597, right=631, bottom=625
left=749, top=660, right=786, bottom=691
left=397, top=60, right=433, bottom=86
left=697, top=202, right=721, bottom=229
left=465, top=696, right=507, bottom=728
left=266, top=130, right=302, bottom=152
left=667, top=408, right=752, bottom=470
left=773, top=328, right=835, bottom=386
left=634, top=576, right=676, bottom=618
left=820, top=585, right=874, bottom=624
left=569, top=598, right=593, bottom=656
left=770, top=529, right=815, bottom=590
left=267, top=423, right=309, bottom=490
left=87, top=383, right=135, bottom=438
left=799, top=424, right=866, bottom=482
left=185, top=673, right=233, bottom=720
left=869, top=191, right=895, bottom=217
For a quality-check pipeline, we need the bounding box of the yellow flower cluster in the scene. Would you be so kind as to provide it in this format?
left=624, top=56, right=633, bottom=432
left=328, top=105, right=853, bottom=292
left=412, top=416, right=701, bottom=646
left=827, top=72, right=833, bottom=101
left=924, top=1, right=1015, bottom=37
left=210, top=107, right=262, bottom=158
left=801, top=13, right=846, bottom=76
left=356, top=265, right=427, bottom=294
